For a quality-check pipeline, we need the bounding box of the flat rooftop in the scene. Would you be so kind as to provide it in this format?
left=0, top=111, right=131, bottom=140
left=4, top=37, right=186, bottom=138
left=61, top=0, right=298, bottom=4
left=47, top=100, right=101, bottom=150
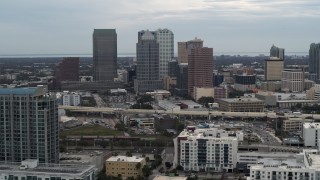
left=0, top=162, right=94, bottom=175
left=304, top=123, right=320, bottom=129
left=106, top=156, right=144, bottom=163
left=219, top=98, right=263, bottom=103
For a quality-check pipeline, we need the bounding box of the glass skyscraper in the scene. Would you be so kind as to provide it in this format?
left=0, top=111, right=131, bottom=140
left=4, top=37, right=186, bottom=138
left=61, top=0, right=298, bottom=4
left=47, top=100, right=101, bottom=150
left=0, top=86, right=59, bottom=163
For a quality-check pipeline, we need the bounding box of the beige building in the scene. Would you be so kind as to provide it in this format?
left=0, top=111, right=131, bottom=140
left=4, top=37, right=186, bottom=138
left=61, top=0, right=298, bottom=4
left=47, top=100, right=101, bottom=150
left=260, top=81, right=281, bottom=91
left=193, top=87, right=214, bottom=101
left=129, top=117, right=155, bottom=129
left=106, top=156, right=146, bottom=179
left=281, top=69, right=304, bottom=92
left=218, top=98, right=264, bottom=112
left=163, top=76, right=176, bottom=90
left=264, top=57, right=284, bottom=81
left=177, top=42, right=188, bottom=63
left=283, top=116, right=313, bottom=132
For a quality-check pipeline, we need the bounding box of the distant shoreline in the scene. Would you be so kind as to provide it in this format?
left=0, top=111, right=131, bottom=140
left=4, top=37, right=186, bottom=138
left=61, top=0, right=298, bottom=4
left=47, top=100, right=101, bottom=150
left=0, top=52, right=308, bottom=58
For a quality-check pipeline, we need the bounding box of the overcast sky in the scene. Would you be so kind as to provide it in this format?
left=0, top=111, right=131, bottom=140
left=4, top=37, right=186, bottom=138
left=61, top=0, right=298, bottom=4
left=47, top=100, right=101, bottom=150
left=1, top=0, right=319, bottom=55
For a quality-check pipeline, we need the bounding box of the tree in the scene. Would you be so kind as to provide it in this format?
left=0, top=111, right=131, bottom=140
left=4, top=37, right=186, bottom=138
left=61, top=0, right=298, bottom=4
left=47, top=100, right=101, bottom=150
left=176, top=165, right=184, bottom=171
left=126, top=151, right=133, bottom=157
left=142, top=165, right=151, bottom=177
left=165, top=162, right=172, bottom=169
left=136, top=94, right=153, bottom=104
left=197, top=96, right=214, bottom=108
left=136, top=162, right=142, bottom=170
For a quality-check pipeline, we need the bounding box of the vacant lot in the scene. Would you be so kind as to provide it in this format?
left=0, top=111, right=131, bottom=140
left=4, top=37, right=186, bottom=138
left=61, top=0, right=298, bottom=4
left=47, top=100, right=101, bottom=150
left=60, top=125, right=123, bottom=138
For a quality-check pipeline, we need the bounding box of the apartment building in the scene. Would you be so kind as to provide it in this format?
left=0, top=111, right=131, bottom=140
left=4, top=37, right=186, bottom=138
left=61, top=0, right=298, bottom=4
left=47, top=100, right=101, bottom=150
left=173, top=126, right=240, bottom=172
left=303, top=123, right=320, bottom=147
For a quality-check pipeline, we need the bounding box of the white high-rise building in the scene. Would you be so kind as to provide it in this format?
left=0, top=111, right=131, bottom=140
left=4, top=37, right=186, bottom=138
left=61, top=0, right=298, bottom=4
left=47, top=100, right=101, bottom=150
left=156, top=28, right=174, bottom=79
left=173, top=126, right=241, bottom=172
left=303, top=123, right=320, bottom=147
left=281, top=69, right=305, bottom=92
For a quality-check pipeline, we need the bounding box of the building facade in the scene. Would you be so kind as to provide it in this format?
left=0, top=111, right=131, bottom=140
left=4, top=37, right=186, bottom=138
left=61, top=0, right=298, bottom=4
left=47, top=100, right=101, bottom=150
left=60, top=91, right=81, bottom=106
left=135, top=30, right=163, bottom=93
left=309, top=43, right=320, bottom=81
left=303, top=123, right=320, bottom=147
left=178, top=42, right=188, bottom=63
left=188, top=47, right=213, bottom=97
left=156, top=29, right=174, bottom=79
left=264, top=57, right=284, bottom=81
left=217, top=98, right=264, bottom=112
left=234, top=74, right=256, bottom=92
left=173, top=127, right=240, bottom=172
left=55, top=57, right=79, bottom=89
left=281, top=69, right=304, bottom=92
left=0, top=87, right=59, bottom=163
left=270, top=45, right=285, bottom=60
left=106, top=156, right=146, bottom=179
left=93, top=29, right=117, bottom=82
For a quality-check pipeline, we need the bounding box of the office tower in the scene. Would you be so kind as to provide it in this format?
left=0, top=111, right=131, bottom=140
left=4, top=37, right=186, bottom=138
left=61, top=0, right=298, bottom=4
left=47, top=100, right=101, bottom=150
left=134, top=30, right=163, bottom=93
left=309, top=43, right=320, bottom=81
left=188, top=47, right=213, bottom=97
left=270, top=44, right=285, bottom=60
left=178, top=42, right=188, bottom=63
left=234, top=74, right=256, bottom=92
left=55, top=57, right=79, bottom=88
left=0, top=86, right=59, bottom=163
left=264, top=57, right=284, bottom=81
left=173, top=126, right=239, bottom=172
left=178, top=38, right=204, bottom=64
left=168, top=59, right=178, bottom=77
left=156, top=29, right=174, bottom=79
left=281, top=69, right=304, bottom=92
left=93, top=29, right=117, bottom=82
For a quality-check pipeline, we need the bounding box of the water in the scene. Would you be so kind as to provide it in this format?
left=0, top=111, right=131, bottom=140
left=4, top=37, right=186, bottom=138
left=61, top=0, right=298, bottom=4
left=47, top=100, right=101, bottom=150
left=0, top=52, right=308, bottom=58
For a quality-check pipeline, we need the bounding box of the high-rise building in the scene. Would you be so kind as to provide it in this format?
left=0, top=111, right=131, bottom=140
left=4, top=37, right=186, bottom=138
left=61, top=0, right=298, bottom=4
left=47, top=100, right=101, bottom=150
left=156, top=29, right=174, bottom=79
left=270, top=44, right=285, bottom=60
left=177, top=38, right=204, bottom=64
left=134, top=30, right=163, bottom=93
left=178, top=42, right=188, bottom=63
left=281, top=69, right=304, bottom=92
left=55, top=57, right=79, bottom=89
left=173, top=126, right=240, bottom=172
left=93, top=29, right=117, bottom=82
left=309, top=43, right=320, bottom=81
left=0, top=86, right=59, bottom=163
left=264, top=57, right=284, bottom=81
left=188, top=47, right=213, bottom=97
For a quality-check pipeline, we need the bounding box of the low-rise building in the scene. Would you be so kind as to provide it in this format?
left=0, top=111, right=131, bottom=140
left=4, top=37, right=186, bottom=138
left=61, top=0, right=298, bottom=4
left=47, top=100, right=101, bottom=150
left=217, top=98, right=264, bottom=112
left=158, top=100, right=180, bottom=111
left=180, top=100, right=203, bottom=109
left=0, top=159, right=95, bottom=180
left=57, top=91, right=81, bottom=106
left=248, top=149, right=320, bottom=180
left=106, top=156, right=146, bottom=179
left=193, top=87, right=214, bottom=101
left=173, top=126, right=241, bottom=172
left=129, top=116, right=155, bottom=129
left=282, top=116, right=313, bottom=132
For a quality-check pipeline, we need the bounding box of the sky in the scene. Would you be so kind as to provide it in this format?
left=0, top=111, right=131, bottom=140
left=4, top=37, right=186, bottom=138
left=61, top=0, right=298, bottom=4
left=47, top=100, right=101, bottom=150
left=0, top=0, right=320, bottom=55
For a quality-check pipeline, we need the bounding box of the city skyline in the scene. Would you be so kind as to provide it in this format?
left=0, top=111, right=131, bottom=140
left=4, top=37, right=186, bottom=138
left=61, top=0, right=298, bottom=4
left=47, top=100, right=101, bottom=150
left=0, top=0, right=319, bottom=55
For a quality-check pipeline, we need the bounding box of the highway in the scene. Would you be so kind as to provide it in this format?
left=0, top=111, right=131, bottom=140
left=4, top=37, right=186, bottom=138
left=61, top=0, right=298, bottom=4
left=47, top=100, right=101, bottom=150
left=60, top=105, right=278, bottom=118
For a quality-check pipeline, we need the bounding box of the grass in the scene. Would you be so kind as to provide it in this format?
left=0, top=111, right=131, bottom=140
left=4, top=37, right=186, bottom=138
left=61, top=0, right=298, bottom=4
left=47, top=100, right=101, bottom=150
left=60, top=125, right=123, bottom=138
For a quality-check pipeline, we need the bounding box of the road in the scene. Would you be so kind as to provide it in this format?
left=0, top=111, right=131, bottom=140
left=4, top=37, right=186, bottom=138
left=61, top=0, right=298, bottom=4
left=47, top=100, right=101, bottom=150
left=60, top=106, right=279, bottom=118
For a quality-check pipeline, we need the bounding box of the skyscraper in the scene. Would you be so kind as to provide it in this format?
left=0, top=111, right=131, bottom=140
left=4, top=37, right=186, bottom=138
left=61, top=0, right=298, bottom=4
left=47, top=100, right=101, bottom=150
left=188, top=47, right=213, bottom=97
left=93, top=29, right=117, bottom=82
left=270, top=44, right=285, bottom=60
left=309, top=43, right=320, bottom=81
left=0, top=86, right=59, bottom=163
left=134, top=30, right=163, bottom=93
left=156, top=29, right=174, bottom=79
left=264, top=57, right=284, bottom=81
left=55, top=57, right=79, bottom=89
left=178, top=38, right=204, bottom=64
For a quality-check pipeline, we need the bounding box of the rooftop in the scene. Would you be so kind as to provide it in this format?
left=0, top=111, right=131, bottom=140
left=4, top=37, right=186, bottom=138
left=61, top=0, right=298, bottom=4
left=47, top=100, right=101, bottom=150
left=153, top=176, right=187, bottom=180
left=0, top=160, right=95, bottom=175
left=304, top=123, right=320, bottom=129
left=0, top=87, right=46, bottom=96
left=106, top=156, right=145, bottom=163
left=218, top=98, right=263, bottom=103
left=94, top=29, right=116, bottom=34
